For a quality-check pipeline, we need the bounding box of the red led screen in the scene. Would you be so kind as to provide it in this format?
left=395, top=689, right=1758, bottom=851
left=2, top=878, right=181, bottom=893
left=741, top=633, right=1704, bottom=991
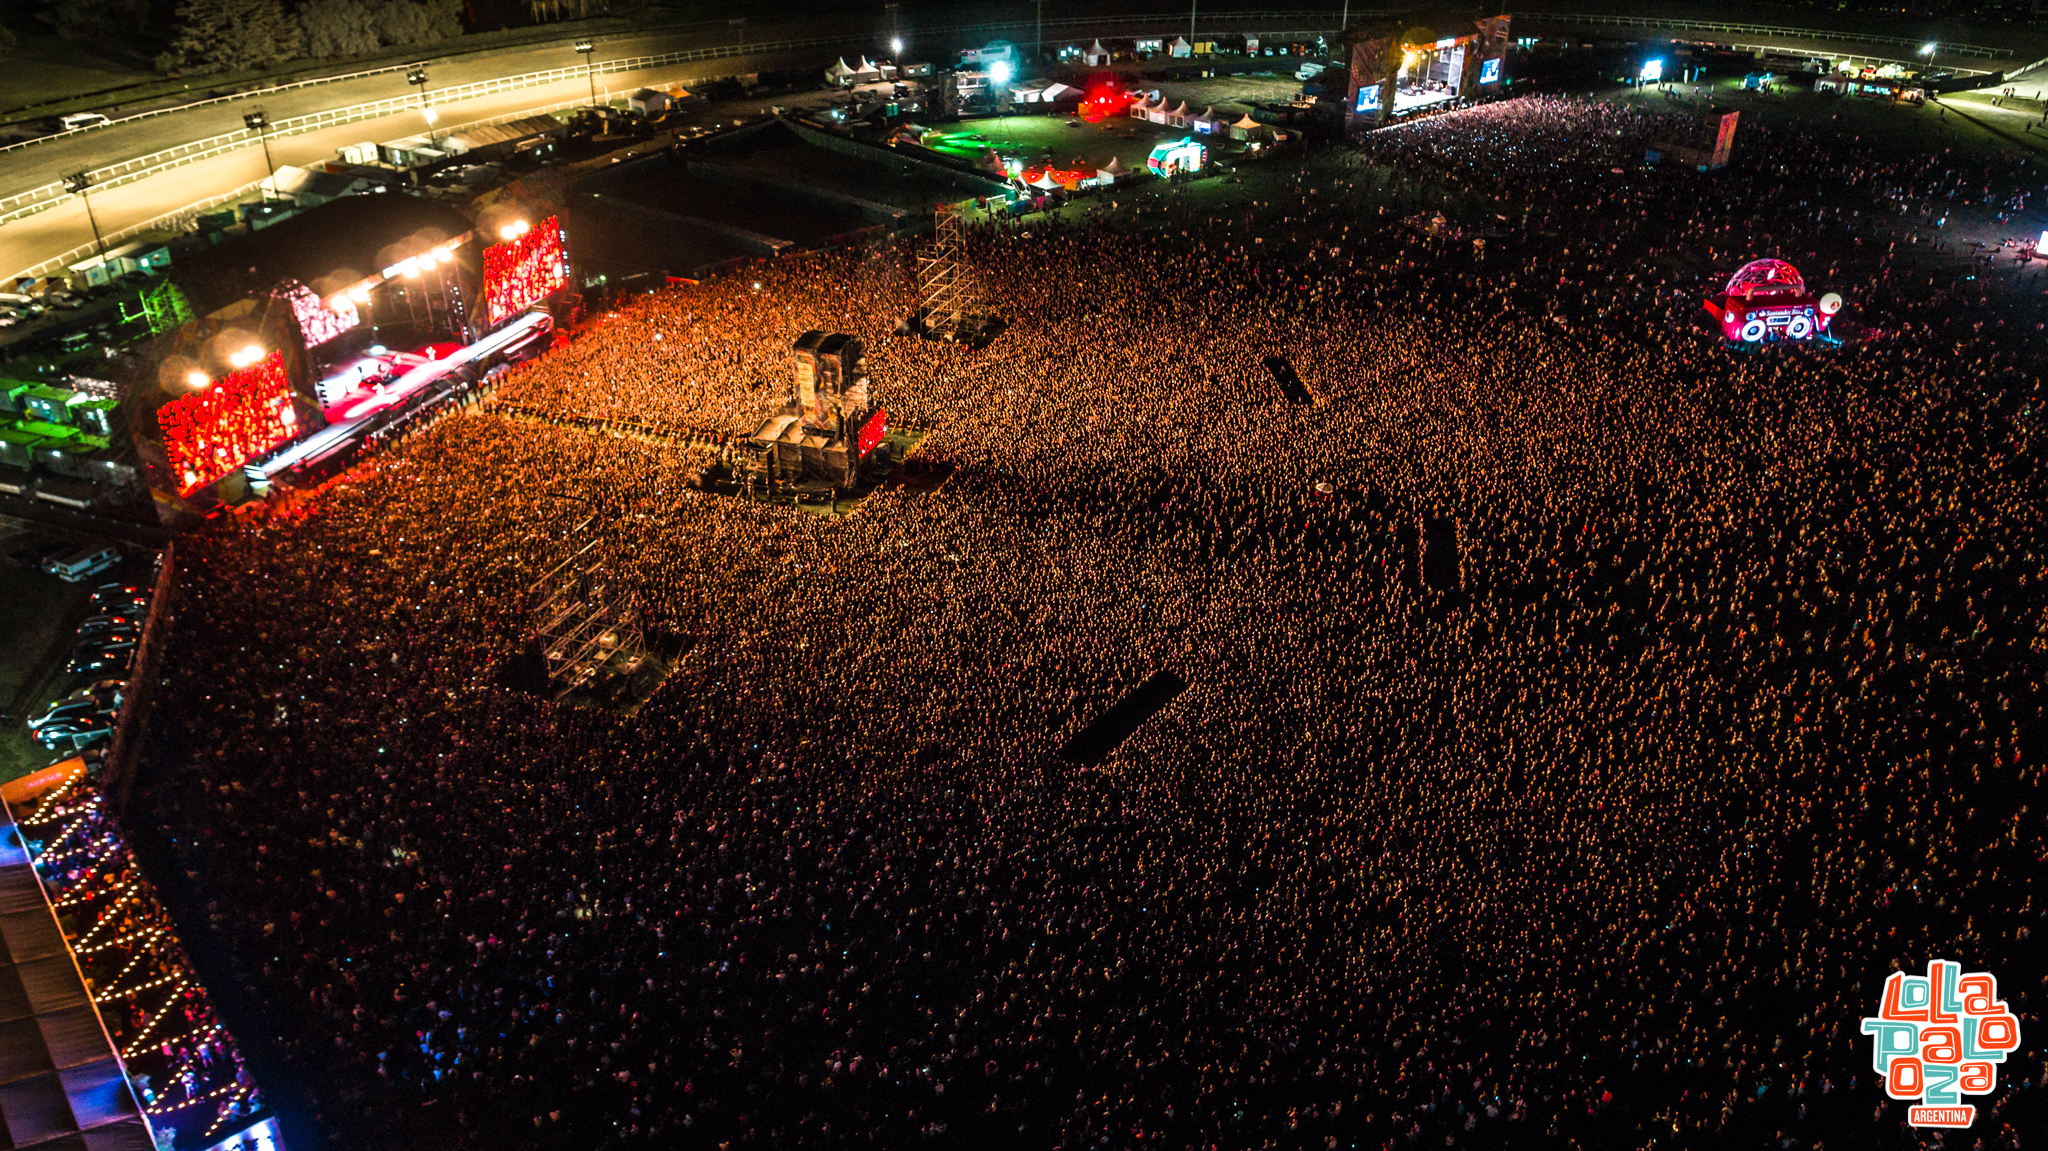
left=157, top=352, right=300, bottom=495
left=857, top=408, right=887, bottom=459
left=483, top=215, right=568, bottom=326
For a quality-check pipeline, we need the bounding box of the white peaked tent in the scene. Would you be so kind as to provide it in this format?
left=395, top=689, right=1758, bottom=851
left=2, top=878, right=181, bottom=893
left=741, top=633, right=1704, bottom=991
left=1165, top=99, right=1191, bottom=127
left=1097, top=155, right=1128, bottom=182
left=1169, top=36, right=1193, bottom=58
left=1040, top=82, right=1081, bottom=103
left=825, top=58, right=858, bottom=87
left=1129, top=94, right=1155, bottom=120
left=855, top=57, right=885, bottom=81
left=1084, top=39, right=1112, bottom=66
left=1029, top=171, right=1063, bottom=190
left=1193, top=105, right=1229, bottom=133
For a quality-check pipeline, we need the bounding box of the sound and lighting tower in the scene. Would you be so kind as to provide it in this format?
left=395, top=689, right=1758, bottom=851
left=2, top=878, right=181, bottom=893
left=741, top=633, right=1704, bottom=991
left=521, top=507, right=649, bottom=700
left=913, top=203, right=987, bottom=341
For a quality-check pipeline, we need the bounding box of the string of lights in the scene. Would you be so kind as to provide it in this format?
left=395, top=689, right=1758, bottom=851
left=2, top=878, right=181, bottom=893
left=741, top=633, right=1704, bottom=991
left=20, top=774, right=270, bottom=1138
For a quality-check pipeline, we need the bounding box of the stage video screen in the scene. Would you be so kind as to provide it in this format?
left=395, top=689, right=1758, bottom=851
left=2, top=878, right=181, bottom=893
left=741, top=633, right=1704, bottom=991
left=483, top=215, right=569, bottom=326
left=157, top=351, right=300, bottom=495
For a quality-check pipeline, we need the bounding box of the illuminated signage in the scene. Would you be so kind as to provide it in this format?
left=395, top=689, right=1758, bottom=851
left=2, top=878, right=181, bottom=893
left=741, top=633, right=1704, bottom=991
left=1479, top=57, right=1502, bottom=84
left=1356, top=84, right=1382, bottom=112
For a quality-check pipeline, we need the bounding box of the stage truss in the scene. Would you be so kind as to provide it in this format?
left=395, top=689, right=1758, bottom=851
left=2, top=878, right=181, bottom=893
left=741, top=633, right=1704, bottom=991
left=913, top=204, right=991, bottom=341
left=523, top=512, right=650, bottom=700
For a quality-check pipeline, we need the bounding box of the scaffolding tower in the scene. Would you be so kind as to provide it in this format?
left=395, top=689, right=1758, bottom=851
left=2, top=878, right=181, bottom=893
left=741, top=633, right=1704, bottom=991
left=913, top=203, right=984, bottom=341
left=522, top=517, right=649, bottom=700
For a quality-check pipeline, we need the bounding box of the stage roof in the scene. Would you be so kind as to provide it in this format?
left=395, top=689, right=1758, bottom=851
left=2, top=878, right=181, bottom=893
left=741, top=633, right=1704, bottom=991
left=171, top=193, right=474, bottom=317
left=0, top=802, right=152, bottom=1150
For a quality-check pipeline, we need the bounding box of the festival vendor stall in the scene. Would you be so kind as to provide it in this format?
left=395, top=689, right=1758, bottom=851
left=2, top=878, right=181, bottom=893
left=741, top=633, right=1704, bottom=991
left=1193, top=106, right=1230, bottom=134
left=1129, top=94, right=1158, bottom=121
left=1097, top=155, right=1129, bottom=184
left=1229, top=112, right=1266, bottom=140
left=1084, top=39, right=1113, bottom=66
left=826, top=58, right=859, bottom=87
left=1164, top=100, right=1192, bottom=129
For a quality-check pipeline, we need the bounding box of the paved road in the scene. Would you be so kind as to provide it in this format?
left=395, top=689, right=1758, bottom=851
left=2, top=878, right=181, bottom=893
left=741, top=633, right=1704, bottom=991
left=0, top=20, right=813, bottom=204
left=2, top=59, right=774, bottom=277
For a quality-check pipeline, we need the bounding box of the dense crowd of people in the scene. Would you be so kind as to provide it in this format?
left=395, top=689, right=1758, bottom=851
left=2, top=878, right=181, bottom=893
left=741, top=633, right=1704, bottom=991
left=139, top=95, right=2046, bottom=1150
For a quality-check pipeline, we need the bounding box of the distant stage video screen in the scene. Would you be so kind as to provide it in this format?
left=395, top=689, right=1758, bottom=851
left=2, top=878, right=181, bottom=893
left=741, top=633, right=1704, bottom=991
left=858, top=409, right=888, bottom=458
left=157, top=351, right=300, bottom=495
left=483, top=215, right=568, bottom=326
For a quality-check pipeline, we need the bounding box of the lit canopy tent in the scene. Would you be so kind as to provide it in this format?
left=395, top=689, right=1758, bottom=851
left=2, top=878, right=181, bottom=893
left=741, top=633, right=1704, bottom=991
left=1165, top=99, right=1192, bottom=127
left=854, top=57, right=885, bottom=82
left=1097, top=155, right=1128, bottom=182
left=825, top=58, right=858, bottom=87
left=1193, top=105, right=1230, bottom=133
left=0, top=802, right=153, bottom=1150
left=1040, top=82, right=1082, bottom=103
left=1128, top=94, right=1157, bottom=119
left=1084, top=39, right=1112, bottom=65
left=1229, top=111, right=1265, bottom=140
left=1169, top=36, right=1193, bottom=57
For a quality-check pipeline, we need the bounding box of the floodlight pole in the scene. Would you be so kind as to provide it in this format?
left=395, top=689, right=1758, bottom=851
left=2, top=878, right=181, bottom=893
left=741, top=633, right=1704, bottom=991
left=244, top=110, right=276, bottom=199
left=408, top=66, right=433, bottom=141
left=576, top=40, right=597, bottom=107
left=63, top=172, right=105, bottom=262
left=1036, top=0, right=1044, bottom=67
left=1190, top=0, right=1197, bottom=43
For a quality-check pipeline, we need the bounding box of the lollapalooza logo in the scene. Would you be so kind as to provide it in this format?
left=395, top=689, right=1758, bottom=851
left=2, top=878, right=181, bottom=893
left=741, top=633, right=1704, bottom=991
left=1860, top=960, right=2022, bottom=1128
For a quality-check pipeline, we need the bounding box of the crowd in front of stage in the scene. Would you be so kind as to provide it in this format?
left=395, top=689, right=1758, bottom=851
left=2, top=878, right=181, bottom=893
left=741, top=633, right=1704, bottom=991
left=141, top=95, right=2044, bottom=1150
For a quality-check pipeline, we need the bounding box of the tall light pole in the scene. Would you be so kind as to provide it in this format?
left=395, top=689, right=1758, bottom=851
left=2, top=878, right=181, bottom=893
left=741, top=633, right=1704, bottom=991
left=730, top=17, right=746, bottom=53
left=407, top=66, right=432, bottom=140
left=1036, top=0, right=1044, bottom=68
left=575, top=39, right=597, bottom=107
left=1919, top=42, right=1937, bottom=73
left=64, top=172, right=105, bottom=265
left=244, top=109, right=276, bottom=200
left=1190, top=0, right=1197, bottom=44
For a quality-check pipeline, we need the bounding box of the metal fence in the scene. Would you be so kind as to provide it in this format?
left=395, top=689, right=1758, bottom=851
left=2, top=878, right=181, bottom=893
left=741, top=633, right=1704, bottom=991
left=1517, top=13, right=2003, bottom=59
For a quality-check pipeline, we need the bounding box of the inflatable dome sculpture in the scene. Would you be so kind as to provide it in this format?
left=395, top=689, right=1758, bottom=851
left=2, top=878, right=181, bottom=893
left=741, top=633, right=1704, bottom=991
left=1704, top=258, right=1841, bottom=343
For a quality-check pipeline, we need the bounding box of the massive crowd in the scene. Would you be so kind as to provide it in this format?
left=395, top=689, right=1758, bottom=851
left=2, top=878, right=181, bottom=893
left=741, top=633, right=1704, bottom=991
left=139, top=95, right=2046, bottom=1150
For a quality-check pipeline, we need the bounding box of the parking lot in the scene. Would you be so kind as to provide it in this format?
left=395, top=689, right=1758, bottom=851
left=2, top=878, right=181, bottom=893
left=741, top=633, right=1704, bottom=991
left=0, top=515, right=154, bottom=783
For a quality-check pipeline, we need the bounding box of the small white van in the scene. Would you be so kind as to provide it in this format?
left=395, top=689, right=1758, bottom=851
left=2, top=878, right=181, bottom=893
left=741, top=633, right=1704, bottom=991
left=44, top=545, right=121, bottom=582
left=58, top=112, right=111, bottom=131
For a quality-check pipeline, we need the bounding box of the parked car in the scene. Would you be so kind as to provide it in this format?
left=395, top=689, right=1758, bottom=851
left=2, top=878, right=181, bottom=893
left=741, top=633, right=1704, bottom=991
left=77, top=621, right=141, bottom=643
left=90, top=582, right=149, bottom=610
left=79, top=611, right=145, bottom=631
left=55, top=680, right=124, bottom=707
left=28, top=698, right=114, bottom=731
left=66, top=643, right=136, bottom=677
left=0, top=315, right=18, bottom=328
left=34, top=718, right=112, bottom=751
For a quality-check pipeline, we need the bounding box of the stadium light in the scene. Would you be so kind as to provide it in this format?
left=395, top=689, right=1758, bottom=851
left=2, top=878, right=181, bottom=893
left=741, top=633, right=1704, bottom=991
left=244, top=109, right=278, bottom=199
left=228, top=345, right=264, bottom=368
left=989, top=59, right=1014, bottom=86
left=500, top=220, right=530, bottom=240
left=891, top=36, right=904, bottom=56
left=186, top=371, right=209, bottom=388
left=575, top=40, right=598, bottom=107
left=63, top=171, right=106, bottom=261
